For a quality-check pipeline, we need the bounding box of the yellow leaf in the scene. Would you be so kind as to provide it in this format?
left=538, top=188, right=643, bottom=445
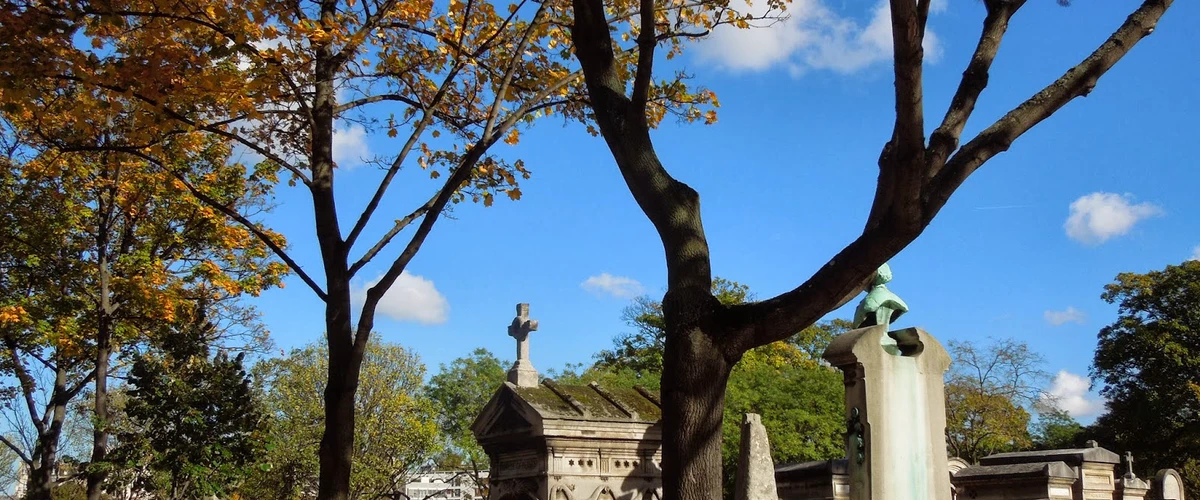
left=506, top=188, right=522, bottom=201
left=503, top=129, right=519, bottom=145
left=432, top=130, right=440, bottom=138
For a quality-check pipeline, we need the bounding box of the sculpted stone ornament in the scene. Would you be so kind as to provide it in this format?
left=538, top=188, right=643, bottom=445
left=507, top=303, right=540, bottom=387
left=853, top=263, right=909, bottom=331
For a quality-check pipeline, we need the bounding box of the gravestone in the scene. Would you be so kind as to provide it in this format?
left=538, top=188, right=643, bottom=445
left=821, top=264, right=952, bottom=500
left=1153, top=469, right=1185, bottom=500
left=736, top=413, right=780, bottom=500
left=822, top=325, right=952, bottom=500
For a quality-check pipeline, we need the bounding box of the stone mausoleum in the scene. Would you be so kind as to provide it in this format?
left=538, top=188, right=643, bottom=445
left=472, top=304, right=664, bottom=500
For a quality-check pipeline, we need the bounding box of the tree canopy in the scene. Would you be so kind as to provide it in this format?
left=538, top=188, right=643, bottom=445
left=1089, top=260, right=1200, bottom=490
left=0, top=123, right=283, bottom=499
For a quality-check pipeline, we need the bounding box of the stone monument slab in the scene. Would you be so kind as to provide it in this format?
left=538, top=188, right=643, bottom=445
left=823, top=325, right=952, bottom=500
left=736, top=413, right=780, bottom=500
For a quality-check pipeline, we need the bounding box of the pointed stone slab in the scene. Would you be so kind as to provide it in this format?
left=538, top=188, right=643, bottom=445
left=736, top=413, right=780, bottom=500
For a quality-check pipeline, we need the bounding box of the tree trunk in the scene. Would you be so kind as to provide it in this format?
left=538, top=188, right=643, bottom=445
left=316, top=321, right=360, bottom=500
left=309, top=0, right=358, bottom=493
left=86, top=318, right=111, bottom=500
left=661, top=324, right=733, bottom=500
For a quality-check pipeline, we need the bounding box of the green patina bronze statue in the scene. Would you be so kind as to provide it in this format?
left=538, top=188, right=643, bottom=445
left=853, top=263, right=909, bottom=330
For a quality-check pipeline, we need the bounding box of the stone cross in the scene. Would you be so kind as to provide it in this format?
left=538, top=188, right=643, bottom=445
left=1124, top=451, right=1136, bottom=479
left=507, top=303, right=540, bottom=387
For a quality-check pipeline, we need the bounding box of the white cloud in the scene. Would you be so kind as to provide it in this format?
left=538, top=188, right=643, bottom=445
left=581, top=273, right=645, bottom=298
left=1044, top=306, right=1086, bottom=326
left=352, top=272, right=449, bottom=325
left=333, top=124, right=370, bottom=168
left=1064, top=192, right=1162, bottom=245
left=1189, top=245, right=1200, bottom=262
left=695, top=0, right=943, bottom=75
left=1042, top=370, right=1104, bottom=419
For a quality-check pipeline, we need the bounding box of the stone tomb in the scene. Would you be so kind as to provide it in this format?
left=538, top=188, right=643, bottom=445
left=472, top=304, right=664, bottom=500
left=952, top=460, right=1078, bottom=500
left=774, top=459, right=850, bottom=500
left=976, top=442, right=1121, bottom=500
left=775, top=442, right=1152, bottom=500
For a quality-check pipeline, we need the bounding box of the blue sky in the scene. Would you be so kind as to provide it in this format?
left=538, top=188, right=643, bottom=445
left=249, top=0, right=1199, bottom=423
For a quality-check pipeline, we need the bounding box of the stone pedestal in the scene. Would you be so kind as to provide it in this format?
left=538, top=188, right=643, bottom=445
left=823, top=326, right=952, bottom=500
left=506, top=360, right=539, bottom=387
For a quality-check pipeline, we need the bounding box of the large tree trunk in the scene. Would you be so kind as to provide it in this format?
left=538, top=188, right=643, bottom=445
left=311, top=5, right=358, bottom=493
left=660, top=323, right=733, bottom=500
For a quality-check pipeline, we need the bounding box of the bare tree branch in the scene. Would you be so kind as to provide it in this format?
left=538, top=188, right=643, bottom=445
left=484, top=2, right=550, bottom=139
left=347, top=193, right=437, bottom=277
left=5, top=341, right=45, bottom=436
left=927, top=0, right=1025, bottom=171
left=0, top=434, right=31, bottom=466
left=888, top=0, right=926, bottom=162
left=115, top=149, right=327, bottom=301
left=928, top=0, right=1170, bottom=212
left=729, top=0, right=1173, bottom=352
left=630, top=0, right=657, bottom=113
left=344, top=64, right=466, bottom=253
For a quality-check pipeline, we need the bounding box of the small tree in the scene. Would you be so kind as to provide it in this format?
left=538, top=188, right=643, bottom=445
left=1031, top=408, right=1085, bottom=451
left=944, top=339, right=1049, bottom=463
left=426, top=349, right=507, bottom=473
left=111, top=342, right=268, bottom=500
left=247, top=338, right=439, bottom=500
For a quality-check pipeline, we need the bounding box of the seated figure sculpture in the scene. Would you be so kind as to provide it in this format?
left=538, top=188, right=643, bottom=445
left=853, top=263, right=909, bottom=331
